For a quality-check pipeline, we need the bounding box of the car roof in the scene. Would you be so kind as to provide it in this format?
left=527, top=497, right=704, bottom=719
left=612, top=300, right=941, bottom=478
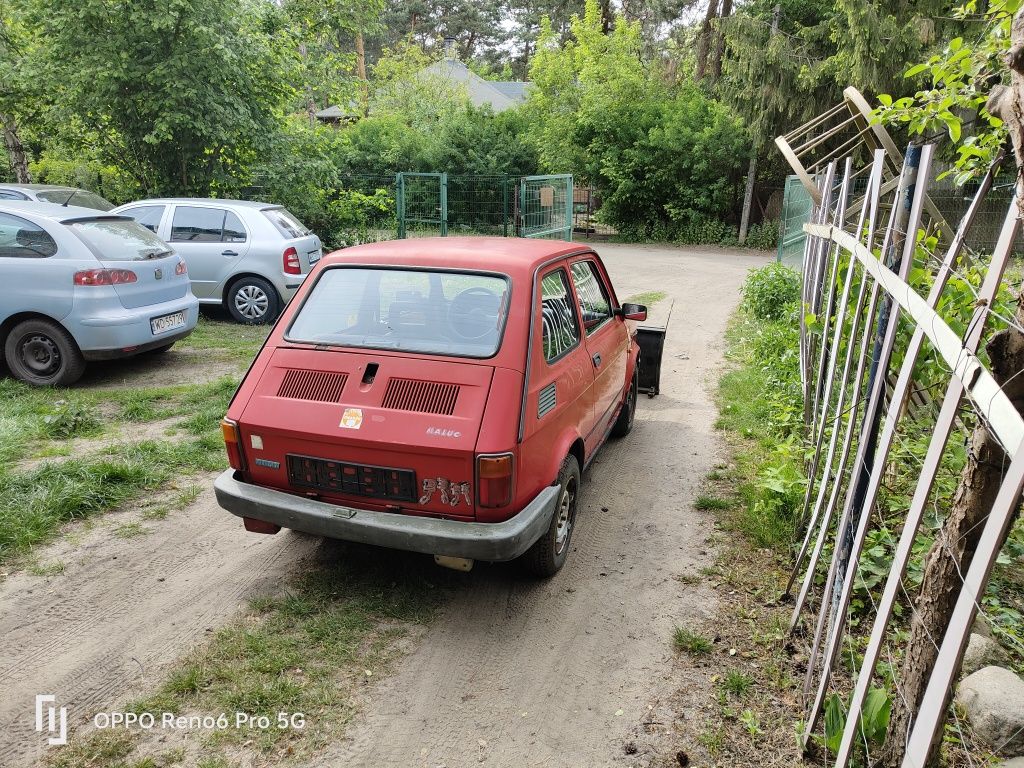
left=0, top=183, right=81, bottom=192
left=324, top=237, right=591, bottom=280
left=0, top=200, right=128, bottom=222
left=119, top=198, right=278, bottom=209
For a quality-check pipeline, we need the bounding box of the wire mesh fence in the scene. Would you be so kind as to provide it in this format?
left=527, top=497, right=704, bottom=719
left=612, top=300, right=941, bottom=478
left=789, top=146, right=1024, bottom=767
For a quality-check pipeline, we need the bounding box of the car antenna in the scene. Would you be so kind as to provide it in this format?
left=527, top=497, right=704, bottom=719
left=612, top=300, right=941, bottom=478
left=61, top=190, right=78, bottom=207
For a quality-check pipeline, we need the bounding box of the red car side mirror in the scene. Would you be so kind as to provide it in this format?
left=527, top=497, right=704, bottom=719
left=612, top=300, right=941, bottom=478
left=619, top=303, right=647, bottom=322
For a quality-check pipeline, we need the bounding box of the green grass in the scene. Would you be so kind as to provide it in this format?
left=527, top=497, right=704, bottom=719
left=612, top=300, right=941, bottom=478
left=721, top=669, right=754, bottom=697
left=0, top=438, right=224, bottom=562
left=625, top=290, right=668, bottom=307
left=695, top=494, right=733, bottom=511
left=673, top=627, right=713, bottom=655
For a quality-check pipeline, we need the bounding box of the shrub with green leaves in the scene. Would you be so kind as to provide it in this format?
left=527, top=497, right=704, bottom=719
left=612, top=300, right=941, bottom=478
left=741, top=262, right=801, bottom=321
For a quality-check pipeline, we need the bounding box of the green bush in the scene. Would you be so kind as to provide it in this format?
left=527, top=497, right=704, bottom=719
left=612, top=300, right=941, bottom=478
left=741, top=262, right=801, bottom=321
left=745, top=220, right=779, bottom=250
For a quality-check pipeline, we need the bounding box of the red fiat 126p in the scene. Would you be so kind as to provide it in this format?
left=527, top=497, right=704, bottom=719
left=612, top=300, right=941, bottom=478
left=214, top=237, right=658, bottom=575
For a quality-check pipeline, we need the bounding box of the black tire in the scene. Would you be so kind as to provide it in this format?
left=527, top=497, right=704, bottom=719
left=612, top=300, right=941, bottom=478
left=4, top=319, right=86, bottom=387
left=523, top=454, right=581, bottom=577
left=611, top=364, right=639, bottom=438
left=226, top=276, right=280, bottom=325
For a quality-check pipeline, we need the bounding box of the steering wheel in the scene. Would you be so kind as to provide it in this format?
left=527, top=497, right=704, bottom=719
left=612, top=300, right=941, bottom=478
left=448, top=287, right=501, bottom=340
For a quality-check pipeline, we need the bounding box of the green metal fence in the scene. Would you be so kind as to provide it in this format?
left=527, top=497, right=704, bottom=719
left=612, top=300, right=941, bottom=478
left=519, top=174, right=573, bottom=240
left=777, top=174, right=814, bottom=266
left=397, top=172, right=447, bottom=238
left=394, top=172, right=572, bottom=242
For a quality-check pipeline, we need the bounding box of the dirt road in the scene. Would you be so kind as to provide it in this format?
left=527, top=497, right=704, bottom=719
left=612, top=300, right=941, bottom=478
left=313, top=243, right=769, bottom=767
left=0, top=243, right=768, bottom=767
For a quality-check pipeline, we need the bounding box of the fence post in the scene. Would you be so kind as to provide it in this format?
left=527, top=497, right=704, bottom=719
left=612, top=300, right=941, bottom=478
left=440, top=172, right=448, bottom=236
left=565, top=176, right=574, bottom=241
left=503, top=176, right=509, bottom=238
left=396, top=173, right=405, bottom=239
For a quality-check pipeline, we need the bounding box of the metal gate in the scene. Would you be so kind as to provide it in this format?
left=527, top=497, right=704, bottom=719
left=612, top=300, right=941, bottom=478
left=519, top=174, right=573, bottom=240
left=397, top=172, right=447, bottom=238
left=777, top=174, right=814, bottom=265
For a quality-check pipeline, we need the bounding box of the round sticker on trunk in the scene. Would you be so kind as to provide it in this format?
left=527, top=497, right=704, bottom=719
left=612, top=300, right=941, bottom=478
left=339, top=408, right=363, bottom=429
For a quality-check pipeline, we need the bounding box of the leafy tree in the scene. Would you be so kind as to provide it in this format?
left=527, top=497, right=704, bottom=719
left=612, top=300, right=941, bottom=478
left=23, top=0, right=290, bottom=196
left=525, top=0, right=749, bottom=235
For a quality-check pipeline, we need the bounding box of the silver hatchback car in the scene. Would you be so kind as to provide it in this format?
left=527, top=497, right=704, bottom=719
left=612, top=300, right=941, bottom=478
left=0, top=202, right=199, bottom=386
left=112, top=199, right=322, bottom=324
left=0, top=183, right=115, bottom=211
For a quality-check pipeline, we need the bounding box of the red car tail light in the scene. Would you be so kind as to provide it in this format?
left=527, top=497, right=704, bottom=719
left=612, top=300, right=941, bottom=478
left=175, top=259, right=188, bottom=276
left=73, top=268, right=138, bottom=286
left=283, top=246, right=301, bottom=275
left=477, top=453, right=514, bottom=508
left=220, top=418, right=248, bottom=473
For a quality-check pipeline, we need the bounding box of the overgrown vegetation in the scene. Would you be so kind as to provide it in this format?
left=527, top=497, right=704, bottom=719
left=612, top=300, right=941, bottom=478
left=0, top=318, right=267, bottom=566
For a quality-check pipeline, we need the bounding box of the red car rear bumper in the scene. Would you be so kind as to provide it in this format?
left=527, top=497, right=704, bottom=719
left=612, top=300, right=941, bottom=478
left=213, top=469, right=559, bottom=562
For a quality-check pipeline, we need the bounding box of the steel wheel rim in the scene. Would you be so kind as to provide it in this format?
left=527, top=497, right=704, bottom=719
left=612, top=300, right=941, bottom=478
left=19, top=333, right=61, bottom=376
left=234, top=285, right=269, bottom=320
left=554, top=476, right=577, bottom=555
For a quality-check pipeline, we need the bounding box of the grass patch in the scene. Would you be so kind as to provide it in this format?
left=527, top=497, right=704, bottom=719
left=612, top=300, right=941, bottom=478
left=721, top=669, right=754, bottom=697
left=624, top=290, right=668, bottom=307
left=694, top=494, right=732, bottom=511
left=673, top=627, right=713, bottom=655
left=120, top=548, right=445, bottom=763
left=178, top=316, right=271, bottom=363
left=0, top=437, right=223, bottom=563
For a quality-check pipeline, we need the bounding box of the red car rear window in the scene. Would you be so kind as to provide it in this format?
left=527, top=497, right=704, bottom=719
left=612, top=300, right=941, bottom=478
left=286, top=267, right=511, bottom=358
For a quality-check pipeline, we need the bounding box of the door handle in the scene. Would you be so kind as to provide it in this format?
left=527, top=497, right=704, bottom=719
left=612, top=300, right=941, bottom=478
left=592, top=353, right=602, bottom=368
left=222, top=250, right=239, bottom=257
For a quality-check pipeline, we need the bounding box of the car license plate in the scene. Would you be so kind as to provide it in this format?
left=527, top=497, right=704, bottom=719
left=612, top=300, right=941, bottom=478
left=151, top=311, right=185, bottom=335
left=307, top=249, right=321, bottom=265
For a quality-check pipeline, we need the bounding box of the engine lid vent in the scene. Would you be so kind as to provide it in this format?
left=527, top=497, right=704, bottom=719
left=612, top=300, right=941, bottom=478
left=277, top=369, right=349, bottom=402
left=382, top=378, right=460, bottom=415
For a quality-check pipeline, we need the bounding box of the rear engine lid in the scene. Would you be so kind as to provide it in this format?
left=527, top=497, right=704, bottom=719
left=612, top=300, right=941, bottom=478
left=235, top=346, right=495, bottom=518
left=67, top=217, right=189, bottom=309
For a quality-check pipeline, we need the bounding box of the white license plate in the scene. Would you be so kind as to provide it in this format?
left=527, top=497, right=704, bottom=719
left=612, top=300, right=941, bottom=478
left=151, top=311, right=185, bottom=335
left=307, top=250, right=321, bottom=265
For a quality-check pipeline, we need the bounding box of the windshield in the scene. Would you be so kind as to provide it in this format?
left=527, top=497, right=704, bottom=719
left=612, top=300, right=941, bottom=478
left=287, top=267, right=510, bottom=358
left=67, top=218, right=175, bottom=261
left=262, top=207, right=310, bottom=238
left=37, top=189, right=115, bottom=212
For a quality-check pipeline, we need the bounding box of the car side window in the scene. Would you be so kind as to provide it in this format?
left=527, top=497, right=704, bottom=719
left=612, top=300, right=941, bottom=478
left=170, top=206, right=225, bottom=242
left=569, top=260, right=612, bottom=334
left=122, top=205, right=165, bottom=234
left=222, top=210, right=246, bottom=243
left=540, top=268, right=581, bottom=363
left=0, top=190, right=28, bottom=200
left=0, top=212, right=58, bottom=258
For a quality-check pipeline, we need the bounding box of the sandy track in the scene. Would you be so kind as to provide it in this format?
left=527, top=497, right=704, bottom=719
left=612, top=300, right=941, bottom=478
left=310, top=244, right=769, bottom=767
left=0, top=243, right=768, bottom=767
left=0, top=487, right=321, bottom=767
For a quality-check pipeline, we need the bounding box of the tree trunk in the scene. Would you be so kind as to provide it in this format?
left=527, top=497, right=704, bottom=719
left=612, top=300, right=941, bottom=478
left=355, top=31, right=368, bottom=117
left=695, top=0, right=719, bottom=80
left=1, top=112, right=30, bottom=183
left=600, top=0, right=614, bottom=33
left=881, top=356, right=1023, bottom=765
left=738, top=153, right=757, bottom=244
left=710, top=0, right=733, bottom=81
left=882, top=12, right=1024, bottom=763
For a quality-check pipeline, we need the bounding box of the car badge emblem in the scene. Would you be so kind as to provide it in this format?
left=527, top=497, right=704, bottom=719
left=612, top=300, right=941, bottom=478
left=339, top=408, right=363, bottom=429
left=154, top=267, right=163, bottom=280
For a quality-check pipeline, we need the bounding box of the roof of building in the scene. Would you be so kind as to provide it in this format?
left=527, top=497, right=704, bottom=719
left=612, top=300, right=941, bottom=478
left=420, top=60, right=529, bottom=113
left=323, top=236, right=587, bottom=281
